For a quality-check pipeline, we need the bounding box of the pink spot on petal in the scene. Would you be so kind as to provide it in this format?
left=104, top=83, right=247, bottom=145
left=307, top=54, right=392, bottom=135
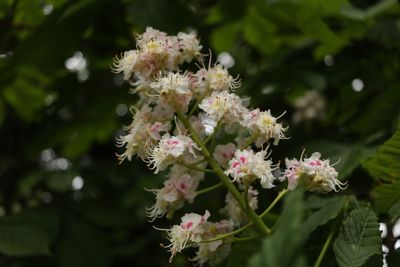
left=182, top=221, right=193, bottom=229
left=232, top=162, right=241, bottom=168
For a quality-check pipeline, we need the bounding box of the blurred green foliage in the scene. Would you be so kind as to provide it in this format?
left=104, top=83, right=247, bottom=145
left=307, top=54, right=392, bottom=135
left=0, top=0, right=400, bottom=266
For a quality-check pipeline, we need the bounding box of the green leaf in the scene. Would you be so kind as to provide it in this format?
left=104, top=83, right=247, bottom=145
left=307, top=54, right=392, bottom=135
left=126, top=0, right=197, bottom=33
left=333, top=207, right=381, bottom=267
left=210, top=23, right=241, bottom=53
left=363, top=127, right=400, bottom=214
left=248, top=190, right=304, bottom=267
left=55, top=213, right=111, bottom=267
left=243, top=6, right=281, bottom=56
left=46, top=172, right=75, bottom=193
left=74, top=204, right=136, bottom=228
left=301, top=196, right=345, bottom=238
left=227, top=237, right=261, bottom=267
left=389, top=201, right=400, bottom=222
left=350, top=88, right=400, bottom=136
left=0, top=209, right=58, bottom=257
left=373, top=179, right=400, bottom=214
left=3, top=67, right=48, bottom=121
left=0, top=223, right=51, bottom=256
left=61, top=0, right=97, bottom=19
left=362, top=127, right=400, bottom=183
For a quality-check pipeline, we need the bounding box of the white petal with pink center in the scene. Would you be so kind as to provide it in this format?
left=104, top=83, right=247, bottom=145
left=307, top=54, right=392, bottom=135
left=147, top=134, right=200, bottom=174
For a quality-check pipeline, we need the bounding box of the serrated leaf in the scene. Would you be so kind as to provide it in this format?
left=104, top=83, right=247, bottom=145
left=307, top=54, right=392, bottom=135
left=373, top=179, right=400, bottom=214
left=248, top=190, right=304, bottom=267
left=2, top=66, right=49, bottom=121
left=0, top=223, right=51, bottom=256
left=362, top=127, right=400, bottom=183
left=333, top=208, right=381, bottom=267
left=301, top=196, right=345, bottom=238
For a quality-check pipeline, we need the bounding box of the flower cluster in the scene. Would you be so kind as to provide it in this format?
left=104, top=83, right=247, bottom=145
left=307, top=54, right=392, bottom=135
left=283, top=152, right=347, bottom=192
left=146, top=165, right=204, bottom=221
left=113, top=27, right=346, bottom=266
left=225, top=149, right=278, bottom=189
left=112, top=27, right=202, bottom=81
left=292, top=90, right=326, bottom=124
left=146, top=133, right=200, bottom=174
left=161, top=211, right=234, bottom=265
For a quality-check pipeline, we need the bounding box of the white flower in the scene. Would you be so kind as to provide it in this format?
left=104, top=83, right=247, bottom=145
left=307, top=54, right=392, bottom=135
left=206, top=64, right=240, bottom=91
left=116, top=105, right=172, bottom=162
left=222, top=187, right=258, bottom=225
left=189, top=115, right=207, bottom=139
left=136, top=27, right=168, bottom=55
left=190, top=68, right=208, bottom=95
left=283, top=152, right=347, bottom=192
left=163, top=211, right=210, bottom=261
left=190, top=65, right=240, bottom=95
left=225, top=149, right=253, bottom=183
left=252, top=150, right=278, bottom=189
left=164, top=36, right=181, bottom=69
left=116, top=125, right=147, bottom=162
left=225, top=149, right=278, bottom=188
left=199, top=91, right=245, bottom=135
left=150, top=72, right=191, bottom=95
left=151, top=72, right=193, bottom=112
left=111, top=50, right=138, bottom=80
left=283, top=158, right=302, bottom=190
left=178, top=32, right=202, bottom=62
left=141, top=39, right=166, bottom=55
left=137, top=27, right=167, bottom=46
left=146, top=173, right=201, bottom=221
left=199, top=113, right=218, bottom=136
left=192, top=220, right=234, bottom=266
left=147, top=121, right=171, bottom=139
left=292, top=90, right=326, bottom=124
left=213, top=143, right=236, bottom=168
left=302, top=152, right=346, bottom=192
left=242, top=108, right=287, bottom=146
left=113, top=27, right=202, bottom=87
left=146, top=134, right=200, bottom=173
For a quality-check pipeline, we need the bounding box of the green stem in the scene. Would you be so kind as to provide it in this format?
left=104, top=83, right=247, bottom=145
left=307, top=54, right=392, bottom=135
left=196, top=183, right=223, bottom=195
left=191, top=158, right=207, bottom=165
left=204, top=132, right=215, bottom=146
left=259, top=189, right=288, bottom=218
left=313, top=229, right=335, bottom=267
left=176, top=111, right=270, bottom=235
left=233, top=234, right=262, bottom=242
left=188, top=97, right=201, bottom=117
left=201, top=190, right=288, bottom=244
left=204, top=121, right=221, bottom=146
left=242, top=130, right=260, bottom=149
left=200, top=223, right=253, bottom=243
left=177, top=161, right=214, bottom=173
left=243, top=182, right=250, bottom=211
